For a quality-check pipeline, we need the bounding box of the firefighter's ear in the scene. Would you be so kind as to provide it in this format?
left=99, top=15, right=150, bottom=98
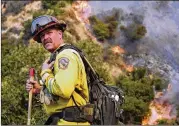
left=58, top=31, right=62, bottom=39
left=58, top=31, right=62, bottom=36
left=58, top=30, right=62, bottom=34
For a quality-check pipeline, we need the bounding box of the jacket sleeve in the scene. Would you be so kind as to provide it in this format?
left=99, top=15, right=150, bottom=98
left=40, top=51, right=79, bottom=99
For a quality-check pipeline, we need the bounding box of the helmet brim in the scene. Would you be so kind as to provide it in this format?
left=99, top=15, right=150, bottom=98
left=33, top=22, right=66, bottom=43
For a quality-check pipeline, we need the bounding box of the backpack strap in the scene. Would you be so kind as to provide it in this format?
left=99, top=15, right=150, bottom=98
left=51, top=44, right=98, bottom=113
left=51, top=44, right=100, bottom=82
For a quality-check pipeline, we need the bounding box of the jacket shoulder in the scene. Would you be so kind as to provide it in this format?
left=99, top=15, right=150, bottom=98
left=56, top=48, right=81, bottom=61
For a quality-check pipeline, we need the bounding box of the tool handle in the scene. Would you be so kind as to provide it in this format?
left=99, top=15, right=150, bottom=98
left=27, top=68, right=35, bottom=125
left=29, top=68, right=35, bottom=77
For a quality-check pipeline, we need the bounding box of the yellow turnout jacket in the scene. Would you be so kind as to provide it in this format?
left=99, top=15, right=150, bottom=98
left=40, top=44, right=90, bottom=125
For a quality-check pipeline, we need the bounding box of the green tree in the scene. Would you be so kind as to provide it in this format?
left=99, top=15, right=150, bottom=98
left=121, top=23, right=147, bottom=41
left=116, top=68, right=154, bottom=124
left=104, top=16, right=118, bottom=38
left=93, top=21, right=110, bottom=41
left=132, top=67, right=146, bottom=81
left=107, top=21, right=118, bottom=38
left=89, top=15, right=119, bottom=41
left=122, top=96, right=149, bottom=124
left=152, top=76, right=168, bottom=91
left=89, top=15, right=110, bottom=41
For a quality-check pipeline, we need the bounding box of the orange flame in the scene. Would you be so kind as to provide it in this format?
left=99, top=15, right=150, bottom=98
left=111, top=46, right=125, bottom=54
left=121, top=64, right=134, bottom=72
left=125, top=65, right=134, bottom=72
left=71, top=1, right=134, bottom=73
left=142, top=84, right=176, bottom=125
left=72, top=0, right=91, bottom=25
left=71, top=0, right=97, bottom=41
left=111, top=46, right=134, bottom=72
left=72, top=1, right=134, bottom=73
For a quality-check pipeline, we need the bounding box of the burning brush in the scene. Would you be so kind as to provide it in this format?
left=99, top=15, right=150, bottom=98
left=142, top=84, right=177, bottom=125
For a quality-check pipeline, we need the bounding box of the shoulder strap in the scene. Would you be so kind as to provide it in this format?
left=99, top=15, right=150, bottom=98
left=54, top=44, right=99, bottom=82
left=54, top=44, right=100, bottom=111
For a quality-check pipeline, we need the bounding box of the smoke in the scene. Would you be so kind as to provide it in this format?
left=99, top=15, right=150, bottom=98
left=138, top=1, right=179, bottom=102
left=113, top=1, right=179, bottom=62
left=139, top=1, right=179, bottom=58
left=162, top=71, right=179, bottom=105
left=128, top=1, right=179, bottom=105
left=88, top=1, right=179, bottom=104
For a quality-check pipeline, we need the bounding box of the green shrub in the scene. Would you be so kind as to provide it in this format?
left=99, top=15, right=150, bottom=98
left=107, top=21, right=118, bottom=38
left=152, top=76, right=167, bottom=91
left=89, top=15, right=98, bottom=25
left=93, top=21, right=109, bottom=41
left=116, top=68, right=154, bottom=124
left=123, top=23, right=147, bottom=41
left=2, top=38, right=48, bottom=124
left=90, top=14, right=119, bottom=40
left=132, top=67, right=147, bottom=81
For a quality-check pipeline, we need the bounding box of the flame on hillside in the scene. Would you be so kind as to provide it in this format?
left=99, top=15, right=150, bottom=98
left=112, top=46, right=126, bottom=54
left=72, top=1, right=134, bottom=73
left=111, top=46, right=134, bottom=72
left=125, top=65, right=134, bottom=72
left=142, top=84, right=176, bottom=125
left=72, top=0, right=97, bottom=41
left=70, top=2, right=177, bottom=124
left=72, top=0, right=91, bottom=24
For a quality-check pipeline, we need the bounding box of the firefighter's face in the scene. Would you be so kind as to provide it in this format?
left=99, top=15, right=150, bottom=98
left=40, top=28, right=63, bottom=53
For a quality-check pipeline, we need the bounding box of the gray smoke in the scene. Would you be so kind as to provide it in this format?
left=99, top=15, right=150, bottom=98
left=127, top=1, right=179, bottom=105
left=89, top=1, right=179, bottom=105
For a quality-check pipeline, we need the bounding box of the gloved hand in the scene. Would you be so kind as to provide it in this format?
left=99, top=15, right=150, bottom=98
left=26, top=79, right=41, bottom=94
left=42, top=58, right=55, bottom=71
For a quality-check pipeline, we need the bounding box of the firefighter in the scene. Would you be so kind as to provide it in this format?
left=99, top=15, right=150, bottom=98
left=26, top=15, right=90, bottom=125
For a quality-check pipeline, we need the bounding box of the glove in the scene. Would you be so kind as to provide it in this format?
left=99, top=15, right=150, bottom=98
left=42, top=58, right=55, bottom=71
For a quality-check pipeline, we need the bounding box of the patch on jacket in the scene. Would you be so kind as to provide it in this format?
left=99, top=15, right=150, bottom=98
left=58, top=57, right=69, bottom=69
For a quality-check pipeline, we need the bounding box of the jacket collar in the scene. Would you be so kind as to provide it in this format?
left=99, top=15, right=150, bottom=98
left=49, top=43, right=68, bottom=63
left=53, top=43, right=66, bottom=53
